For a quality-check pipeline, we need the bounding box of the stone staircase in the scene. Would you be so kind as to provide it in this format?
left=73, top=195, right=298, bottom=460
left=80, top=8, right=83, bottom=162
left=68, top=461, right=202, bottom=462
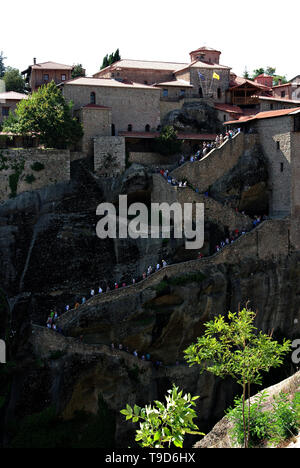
left=152, top=174, right=253, bottom=233
left=56, top=218, right=290, bottom=330
left=171, top=132, right=259, bottom=193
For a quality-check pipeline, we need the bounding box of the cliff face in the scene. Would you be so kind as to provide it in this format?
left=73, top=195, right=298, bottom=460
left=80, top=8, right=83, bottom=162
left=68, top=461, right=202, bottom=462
left=2, top=252, right=299, bottom=447
left=0, top=152, right=299, bottom=448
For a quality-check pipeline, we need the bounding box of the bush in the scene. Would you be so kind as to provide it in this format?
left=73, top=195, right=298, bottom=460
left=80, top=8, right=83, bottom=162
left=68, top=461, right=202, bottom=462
left=152, top=126, right=182, bottom=156
left=226, top=391, right=272, bottom=447
left=269, top=392, right=299, bottom=445
left=31, top=161, right=45, bottom=172
left=226, top=390, right=300, bottom=447
left=25, top=174, right=36, bottom=184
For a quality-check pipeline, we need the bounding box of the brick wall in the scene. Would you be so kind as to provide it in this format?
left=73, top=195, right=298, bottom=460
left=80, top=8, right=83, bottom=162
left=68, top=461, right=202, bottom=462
left=0, top=148, right=70, bottom=202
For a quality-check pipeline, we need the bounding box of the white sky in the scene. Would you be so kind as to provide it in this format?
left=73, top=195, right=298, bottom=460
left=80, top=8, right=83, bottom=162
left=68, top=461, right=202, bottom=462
left=1, top=0, right=299, bottom=80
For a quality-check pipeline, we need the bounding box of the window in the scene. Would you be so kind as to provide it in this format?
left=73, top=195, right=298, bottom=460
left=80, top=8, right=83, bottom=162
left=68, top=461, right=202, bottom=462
left=281, top=91, right=286, bottom=98
left=128, top=124, right=132, bottom=132
left=162, top=89, right=168, bottom=97
left=43, top=74, right=49, bottom=81
left=111, top=124, right=115, bottom=136
left=180, top=89, right=185, bottom=97
left=217, top=88, right=222, bottom=99
left=61, top=74, right=66, bottom=81
left=199, top=87, right=203, bottom=98
left=145, top=124, right=150, bottom=132
left=144, top=80, right=148, bottom=85
left=270, top=104, right=274, bottom=110
left=90, top=92, right=96, bottom=105
left=280, top=163, right=284, bottom=172
left=2, top=107, right=9, bottom=117
left=276, top=141, right=280, bottom=150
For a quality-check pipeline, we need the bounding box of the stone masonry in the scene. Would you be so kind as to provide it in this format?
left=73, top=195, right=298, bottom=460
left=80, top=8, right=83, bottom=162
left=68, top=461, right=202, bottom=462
left=94, top=136, right=125, bottom=176
left=0, top=148, right=70, bottom=202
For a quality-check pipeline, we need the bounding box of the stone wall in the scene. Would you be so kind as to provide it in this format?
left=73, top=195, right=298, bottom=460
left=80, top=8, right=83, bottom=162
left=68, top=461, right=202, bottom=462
left=94, top=67, right=176, bottom=86
left=57, top=219, right=290, bottom=329
left=189, top=67, right=230, bottom=103
left=63, top=83, right=161, bottom=135
left=151, top=174, right=253, bottom=232
left=94, top=136, right=125, bottom=176
left=77, top=106, right=112, bottom=155
left=129, top=152, right=178, bottom=167
left=259, top=99, right=300, bottom=112
left=290, top=131, right=300, bottom=250
left=171, top=133, right=258, bottom=192
left=0, top=148, right=70, bottom=202
left=255, top=116, right=293, bottom=217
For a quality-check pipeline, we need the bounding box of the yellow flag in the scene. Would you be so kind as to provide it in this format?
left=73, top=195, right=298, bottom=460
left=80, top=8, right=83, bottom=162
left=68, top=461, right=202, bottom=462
left=213, top=72, right=220, bottom=80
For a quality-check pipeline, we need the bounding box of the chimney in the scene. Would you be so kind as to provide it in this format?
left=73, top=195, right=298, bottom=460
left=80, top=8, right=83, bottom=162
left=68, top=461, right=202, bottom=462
left=33, top=58, right=36, bottom=65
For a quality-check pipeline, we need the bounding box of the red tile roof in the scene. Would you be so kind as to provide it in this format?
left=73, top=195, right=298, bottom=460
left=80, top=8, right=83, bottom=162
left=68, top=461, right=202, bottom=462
left=214, top=103, right=243, bottom=114
left=272, top=82, right=291, bottom=88
left=229, top=76, right=271, bottom=91
left=224, top=107, right=300, bottom=124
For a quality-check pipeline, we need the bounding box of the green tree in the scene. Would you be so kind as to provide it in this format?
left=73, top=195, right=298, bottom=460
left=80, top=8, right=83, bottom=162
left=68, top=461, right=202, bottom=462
left=3, top=81, right=83, bottom=149
left=0, top=51, right=6, bottom=78
left=100, top=49, right=121, bottom=69
left=184, top=307, right=291, bottom=448
left=152, top=125, right=182, bottom=156
left=252, top=68, right=265, bottom=78
left=272, top=75, right=288, bottom=86
left=121, top=384, right=203, bottom=448
left=243, top=67, right=250, bottom=79
left=101, top=54, right=109, bottom=70
left=3, top=67, right=25, bottom=93
left=71, top=64, right=86, bottom=79
left=114, top=48, right=121, bottom=62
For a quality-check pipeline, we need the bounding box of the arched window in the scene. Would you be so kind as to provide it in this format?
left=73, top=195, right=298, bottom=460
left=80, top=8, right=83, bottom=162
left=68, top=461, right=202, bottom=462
left=145, top=124, right=150, bottom=132
left=90, top=92, right=96, bottom=104
left=128, top=124, right=132, bottom=132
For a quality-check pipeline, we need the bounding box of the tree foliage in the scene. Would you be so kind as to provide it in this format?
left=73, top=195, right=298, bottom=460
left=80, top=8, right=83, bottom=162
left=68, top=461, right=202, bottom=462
left=251, top=66, right=287, bottom=85
left=100, top=49, right=121, bottom=70
left=3, top=67, right=25, bottom=93
left=0, top=51, right=6, bottom=78
left=71, top=64, right=86, bottom=79
left=152, top=125, right=182, bottom=156
left=3, top=81, right=83, bottom=149
left=184, top=307, right=291, bottom=448
left=120, top=384, right=203, bottom=448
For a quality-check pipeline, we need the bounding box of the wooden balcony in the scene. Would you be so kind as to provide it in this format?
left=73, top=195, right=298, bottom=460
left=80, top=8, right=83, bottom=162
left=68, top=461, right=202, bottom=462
left=231, top=96, right=259, bottom=106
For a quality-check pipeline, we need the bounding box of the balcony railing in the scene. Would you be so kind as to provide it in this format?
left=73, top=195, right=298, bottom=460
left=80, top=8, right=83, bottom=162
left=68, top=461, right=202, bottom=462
left=231, top=96, right=259, bottom=106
